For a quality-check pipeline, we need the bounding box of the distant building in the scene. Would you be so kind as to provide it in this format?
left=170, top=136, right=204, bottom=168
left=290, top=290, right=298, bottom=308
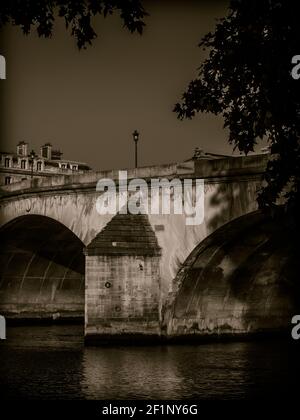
left=0, top=141, right=91, bottom=185
left=187, top=147, right=231, bottom=161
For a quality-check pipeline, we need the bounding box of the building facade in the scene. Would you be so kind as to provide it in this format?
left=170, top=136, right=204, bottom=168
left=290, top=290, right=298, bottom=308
left=0, top=142, right=91, bottom=185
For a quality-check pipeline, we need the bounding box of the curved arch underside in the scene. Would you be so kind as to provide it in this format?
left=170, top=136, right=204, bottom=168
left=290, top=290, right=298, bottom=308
left=0, top=215, right=85, bottom=320
left=167, top=212, right=300, bottom=336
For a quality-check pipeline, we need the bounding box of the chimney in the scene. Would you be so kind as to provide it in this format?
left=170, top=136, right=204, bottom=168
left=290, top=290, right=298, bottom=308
left=17, top=141, right=28, bottom=156
left=40, top=143, right=52, bottom=160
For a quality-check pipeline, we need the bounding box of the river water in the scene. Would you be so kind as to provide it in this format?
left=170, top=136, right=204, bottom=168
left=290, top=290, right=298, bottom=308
left=0, top=325, right=298, bottom=400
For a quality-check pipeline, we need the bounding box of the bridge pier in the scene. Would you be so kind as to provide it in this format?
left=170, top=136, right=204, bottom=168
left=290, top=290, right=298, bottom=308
left=84, top=213, right=162, bottom=344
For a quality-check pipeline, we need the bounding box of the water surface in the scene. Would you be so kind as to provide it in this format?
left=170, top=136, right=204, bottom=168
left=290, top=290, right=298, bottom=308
left=0, top=325, right=298, bottom=399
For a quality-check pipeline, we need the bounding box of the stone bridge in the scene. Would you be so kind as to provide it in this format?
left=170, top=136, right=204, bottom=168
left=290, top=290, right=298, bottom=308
left=0, top=154, right=298, bottom=343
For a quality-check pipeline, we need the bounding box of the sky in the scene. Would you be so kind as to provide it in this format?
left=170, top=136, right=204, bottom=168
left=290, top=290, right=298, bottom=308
left=0, top=0, right=237, bottom=171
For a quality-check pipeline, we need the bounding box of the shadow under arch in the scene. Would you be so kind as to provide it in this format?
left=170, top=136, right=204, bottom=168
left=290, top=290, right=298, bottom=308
left=163, top=210, right=300, bottom=338
left=0, top=214, right=85, bottom=321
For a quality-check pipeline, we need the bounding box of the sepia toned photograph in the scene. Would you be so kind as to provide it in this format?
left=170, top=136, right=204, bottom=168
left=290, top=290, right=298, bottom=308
left=0, top=0, right=300, bottom=405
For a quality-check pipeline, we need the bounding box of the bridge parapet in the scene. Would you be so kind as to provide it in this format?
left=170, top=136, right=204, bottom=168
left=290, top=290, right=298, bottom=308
left=0, top=161, right=194, bottom=196
left=0, top=154, right=267, bottom=197
left=195, top=154, right=268, bottom=179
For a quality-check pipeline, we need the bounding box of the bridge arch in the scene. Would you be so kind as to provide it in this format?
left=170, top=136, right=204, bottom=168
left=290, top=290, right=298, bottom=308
left=164, top=211, right=300, bottom=337
left=0, top=215, right=85, bottom=320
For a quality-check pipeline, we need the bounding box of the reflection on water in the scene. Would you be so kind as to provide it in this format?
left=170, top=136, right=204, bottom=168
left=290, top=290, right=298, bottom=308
left=0, top=325, right=299, bottom=399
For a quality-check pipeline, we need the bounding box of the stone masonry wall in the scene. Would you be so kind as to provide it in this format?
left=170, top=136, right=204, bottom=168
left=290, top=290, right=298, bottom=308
left=85, top=255, right=161, bottom=342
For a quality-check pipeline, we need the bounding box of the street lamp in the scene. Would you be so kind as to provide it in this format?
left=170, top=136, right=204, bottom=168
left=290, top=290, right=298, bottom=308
left=132, top=130, right=139, bottom=168
left=29, top=150, right=36, bottom=179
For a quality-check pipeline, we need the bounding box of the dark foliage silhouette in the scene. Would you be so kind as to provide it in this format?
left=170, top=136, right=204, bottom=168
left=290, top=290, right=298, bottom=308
left=174, top=0, right=300, bottom=226
left=0, top=0, right=148, bottom=49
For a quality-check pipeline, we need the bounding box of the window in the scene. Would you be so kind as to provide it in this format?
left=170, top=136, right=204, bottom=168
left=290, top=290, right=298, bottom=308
left=4, top=157, right=10, bottom=168
left=21, top=159, right=26, bottom=169
left=5, top=176, right=11, bottom=185
left=37, top=161, right=42, bottom=171
left=72, top=165, right=78, bottom=171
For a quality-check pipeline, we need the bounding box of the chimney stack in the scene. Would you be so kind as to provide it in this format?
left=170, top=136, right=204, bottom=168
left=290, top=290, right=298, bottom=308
left=40, top=143, right=52, bottom=160
left=17, top=141, right=28, bottom=156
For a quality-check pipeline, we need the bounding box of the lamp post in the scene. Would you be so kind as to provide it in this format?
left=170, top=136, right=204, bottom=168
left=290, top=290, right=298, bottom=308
left=29, top=150, right=36, bottom=179
left=132, top=130, right=139, bottom=168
